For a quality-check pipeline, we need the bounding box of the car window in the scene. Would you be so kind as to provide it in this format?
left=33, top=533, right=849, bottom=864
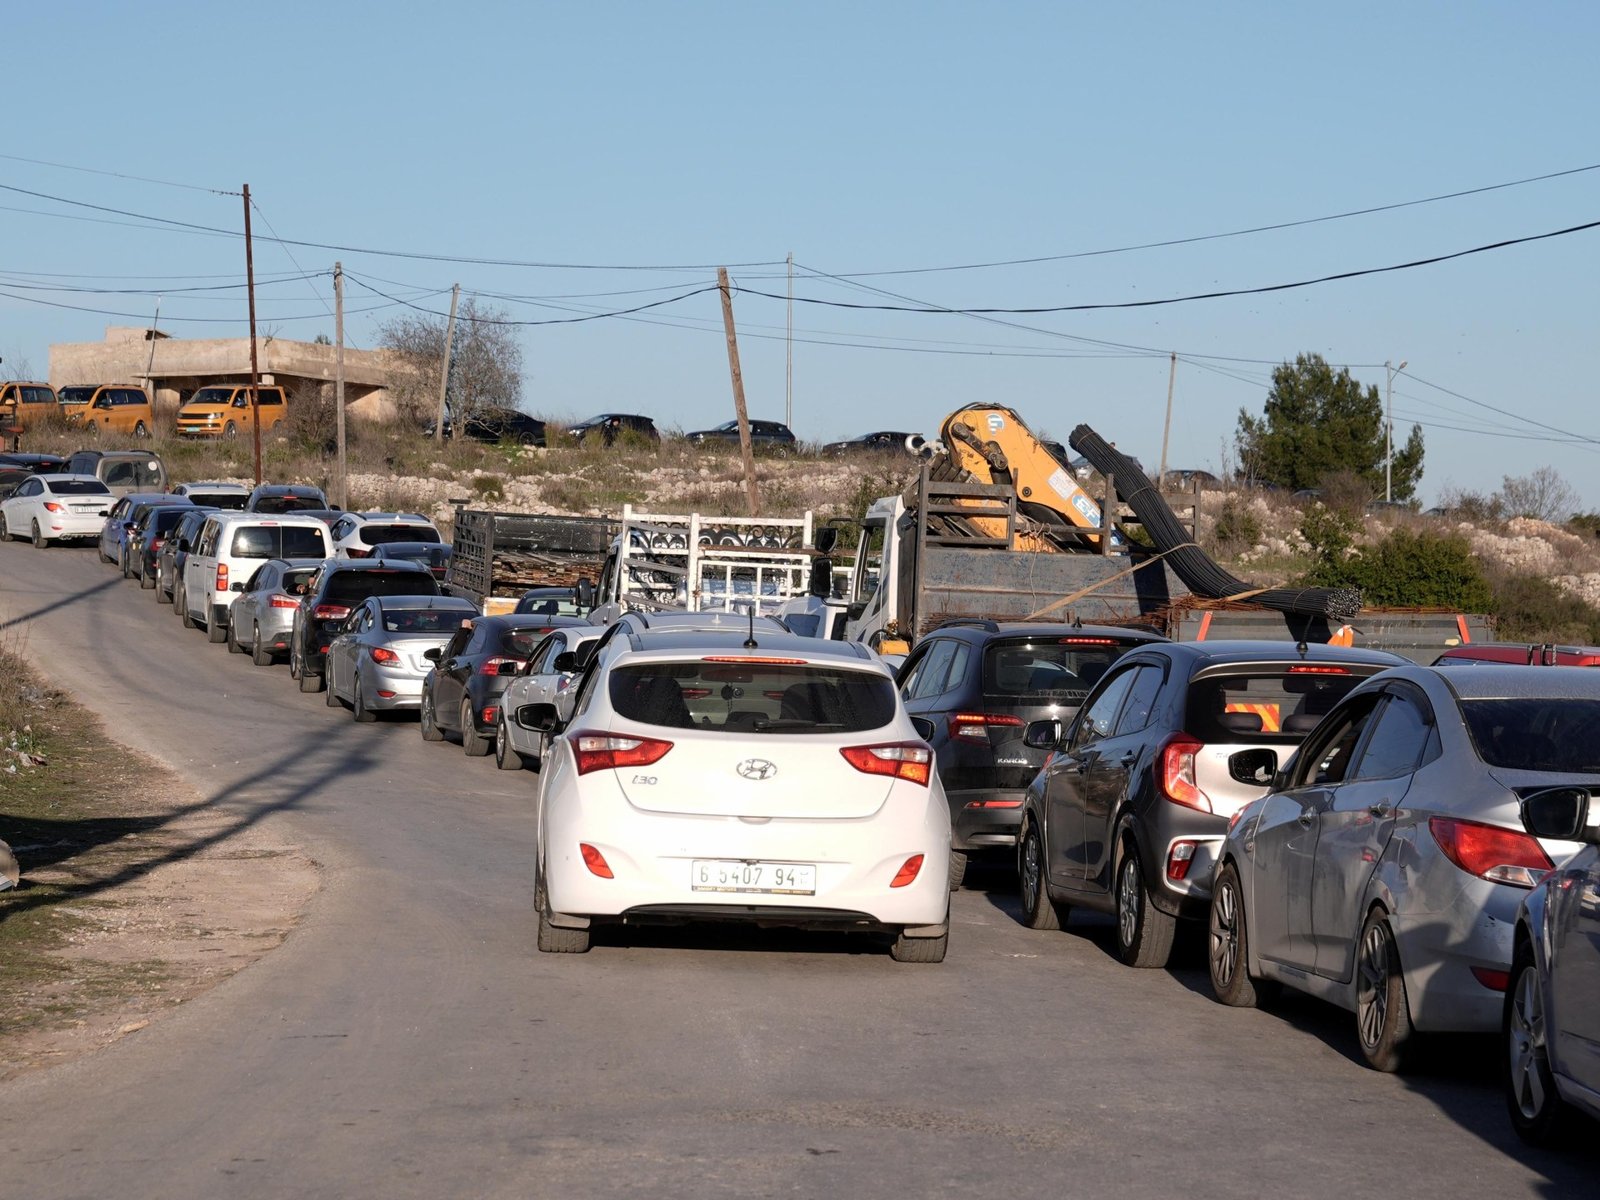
left=281, top=526, right=329, bottom=558
left=325, top=570, right=439, bottom=605
left=1112, top=664, right=1165, bottom=736
left=982, top=635, right=1138, bottom=701
left=1186, top=668, right=1371, bottom=743
left=1291, top=696, right=1382, bottom=787
left=907, top=640, right=958, bottom=701
left=441, top=628, right=472, bottom=659
left=1349, top=694, right=1432, bottom=781
left=360, top=524, right=440, bottom=546
left=1459, top=698, right=1600, bottom=773
left=1070, top=668, right=1138, bottom=750
left=382, top=606, right=469, bottom=634
left=609, top=662, right=896, bottom=733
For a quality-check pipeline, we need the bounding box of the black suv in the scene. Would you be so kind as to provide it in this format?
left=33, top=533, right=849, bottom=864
left=427, top=406, right=546, bottom=447
left=894, top=620, right=1168, bottom=887
left=247, top=483, right=330, bottom=513
left=1015, top=641, right=1407, bottom=969
left=684, top=419, right=797, bottom=453
left=563, top=413, right=660, bottom=447
left=290, top=560, right=439, bottom=693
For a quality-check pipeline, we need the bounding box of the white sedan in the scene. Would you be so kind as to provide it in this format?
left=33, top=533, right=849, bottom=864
left=0, top=473, right=113, bottom=547
left=494, top=625, right=606, bottom=771
left=519, top=629, right=952, bottom=961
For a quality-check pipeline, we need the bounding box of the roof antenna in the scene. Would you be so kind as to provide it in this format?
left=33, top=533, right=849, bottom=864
left=743, top=605, right=759, bottom=649
left=1296, top=640, right=1309, bottom=660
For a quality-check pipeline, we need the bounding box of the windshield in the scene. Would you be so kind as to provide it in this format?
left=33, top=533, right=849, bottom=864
left=195, top=492, right=249, bottom=510
left=183, top=387, right=234, bottom=408
left=45, top=479, right=111, bottom=495
left=253, top=493, right=325, bottom=513
left=1186, top=669, right=1371, bottom=743
left=610, top=662, right=896, bottom=733
left=1460, top=698, right=1600, bottom=772
left=58, top=387, right=96, bottom=405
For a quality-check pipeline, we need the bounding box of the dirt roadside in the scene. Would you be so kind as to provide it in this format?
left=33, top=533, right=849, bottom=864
left=0, top=658, right=318, bottom=1083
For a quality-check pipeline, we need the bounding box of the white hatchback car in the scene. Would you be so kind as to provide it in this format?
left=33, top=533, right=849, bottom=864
left=0, top=473, right=113, bottom=546
left=328, top=511, right=442, bottom=558
left=520, top=628, right=952, bottom=961
left=495, top=625, right=607, bottom=771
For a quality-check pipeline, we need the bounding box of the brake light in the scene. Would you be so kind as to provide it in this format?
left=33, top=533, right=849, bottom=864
left=840, top=742, right=932, bottom=786
left=216, top=562, right=228, bottom=592
left=571, top=730, right=674, bottom=775
left=948, top=711, right=1025, bottom=742
left=682, top=687, right=713, bottom=700
left=580, top=843, right=614, bottom=879
left=42, top=501, right=63, bottom=512
left=1059, top=636, right=1118, bottom=645
left=1287, top=664, right=1351, bottom=675
left=890, top=855, right=924, bottom=888
left=270, top=595, right=300, bottom=609
left=312, top=604, right=350, bottom=621
left=370, top=647, right=400, bottom=664
left=701, top=656, right=808, bottom=665
left=151, top=537, right=165, bottom=551
left=1167, top=841, right=1198, bottom=881
left=482, top=705, right=498, bottom=725
left=345, top=547, right=372, bottom=558
left=1159, top=734, right=1211, bottom=812
left=1428, top=816, right=1553, bottom=888
left=479, top=657, right=523, bottom=676
left=1471, top=966, right=1511, bottom=991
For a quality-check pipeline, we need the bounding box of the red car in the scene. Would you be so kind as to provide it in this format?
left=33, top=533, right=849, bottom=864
left=1433, top=642, right=1600, bottom=668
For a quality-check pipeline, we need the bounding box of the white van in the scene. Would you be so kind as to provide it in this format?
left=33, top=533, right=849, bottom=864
left=181, top=512, right=332, bottom=642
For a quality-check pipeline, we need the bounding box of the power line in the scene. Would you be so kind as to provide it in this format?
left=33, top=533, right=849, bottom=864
left=1399, top=368, right=1600, bottom=445
left=0, top=287, right=403, bottom=324
left=342, top=273, right=724, bottom=325
left=0, top=152, right=238, bottom=195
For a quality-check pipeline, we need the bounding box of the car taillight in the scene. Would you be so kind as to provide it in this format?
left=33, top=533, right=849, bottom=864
left=571, top=730, right=674, bottom=775
left=216, top=563, right=228, bottom=592
left=890, top=855, right=924, bottom=888
left=1428, top=816, right=1553, bottom=888
left=313, top=604, right=350, bottom=621
left=948, top=711, right=1025, bottom=742
left=270, top=595, right=300, bottom=609
left=479, top=657, right=523, bottom=676
left=345, top=547, right=372, bottom=558
left=580, top=843, right=614, bottom=879
left=1159, top=734, right=1211, bottom=812
left=43, top=501, right=63, bottom=512
left=1167, top=841, right=1198, bottom=880
left=840, top=742, right=932, bottom=786
left=1287, top=664, right=1351, bottom=674
left=370, top=647, right=400, bottom=664
left=151, top=537, right=165, bottom=551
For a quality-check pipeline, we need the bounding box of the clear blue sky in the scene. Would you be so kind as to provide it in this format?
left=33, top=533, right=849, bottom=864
left=6, top=1, right=1598, bottom=507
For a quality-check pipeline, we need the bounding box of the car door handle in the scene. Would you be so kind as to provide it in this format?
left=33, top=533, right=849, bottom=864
left=1369, top=803, right=1392, bottom=818
left=1118, top=752, right=1138, bottom=768
left=1298, top=811, right=1316, bottom=827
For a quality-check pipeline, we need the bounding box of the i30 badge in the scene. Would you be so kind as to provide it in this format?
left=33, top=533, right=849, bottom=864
left=736, top=758, right=778, bottom=781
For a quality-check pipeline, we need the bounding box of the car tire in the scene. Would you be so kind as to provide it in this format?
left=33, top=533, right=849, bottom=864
left=139, top=559, right=155, bottom=589
left=251, top=624, right=273, bottom=666
left=1208, top=863, right=1279, bottom=1007
left=1505, top=939, right=1576, bottom=1146
left=1018, top=823, right=1064, bottom=931
left=326, top=675, right=344, bottom=706
left=461, top=700, right=491, bottom=757
left=1115, top=844, right=1177, bottom=969
left=948, top=849, right=967, bottom=892
left=495, top=715, right=525, bottom=771
left=179, top=584, right=198, bottom=627
left=31, top=520, right=47, bottom=549
left=133, top=421, right=149, bottom=439
left=536, top=877, right=591, bottom=954
left=420, top=689, right=445, bottom=742
left=207, top=611, right=228, bottom=644
left=120, top=548, right=132, bottom=578
left=223, top=421, right=238, bottom=440
left=298, top=650, right=323, bottom=693
left=226, top=617, right=245, bottom=654
left=0, top=512, right=8, bottom=541
left=890, top=919, right=949, bottom=964
left=1355, top=907, right=1417, bottom=1073
left=352, top=674, right=377, bottom=723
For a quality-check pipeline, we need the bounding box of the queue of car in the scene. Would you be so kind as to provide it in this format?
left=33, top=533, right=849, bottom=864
left=30, top=460, right=1599, bottom=1148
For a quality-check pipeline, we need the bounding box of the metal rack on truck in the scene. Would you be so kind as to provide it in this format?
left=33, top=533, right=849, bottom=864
left=446, top=501, right=618, bottom=614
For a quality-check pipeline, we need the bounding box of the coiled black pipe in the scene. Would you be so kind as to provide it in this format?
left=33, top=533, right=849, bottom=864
left=1069, top=424, right=1362, bottom=623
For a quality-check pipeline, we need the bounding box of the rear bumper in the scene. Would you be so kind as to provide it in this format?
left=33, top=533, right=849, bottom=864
left=948, top=788, right=1026, bottom=850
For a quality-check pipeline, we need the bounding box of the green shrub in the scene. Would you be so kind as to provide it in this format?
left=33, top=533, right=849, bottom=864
left=470, top=473, right=505, bottom=502
left=1567, top=512, right=1600, bottom=541
left=1302, top=526, right=1492, bottom=610
left=1298, top=504, right=1360, bottom=566
left=1488, top=575, right=1600, bottom=643
left=1209, top=496, right=1262, bottom=556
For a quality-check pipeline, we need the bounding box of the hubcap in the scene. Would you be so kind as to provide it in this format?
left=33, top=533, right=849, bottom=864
left=1118, top=857, right=1140, bottom=947
left=1210, top=878, right=1239, bottom=987
left=1509, top=964, right=1549, bottom=1119
left=1021, top=831, right=1042, bottom=913
left=1357, top=923, right=1390, bottom=1049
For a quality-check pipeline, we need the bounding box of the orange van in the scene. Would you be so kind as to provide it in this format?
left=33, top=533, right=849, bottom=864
left=58, top=384, right=156, bottom=439
left=175, top=384, right=288, bottom=440
left=0, top=381, right=59, bottom=430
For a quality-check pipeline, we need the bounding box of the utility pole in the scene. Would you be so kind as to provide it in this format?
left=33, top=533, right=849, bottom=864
left=717, top=267, right=759, bottom=516
left=1385, top=358, right=1407, bottom=502
left=143, top=296, right=161, bottom=406
left=433, top=283, right=460, bottom=446
left=242, top=184, right=263, bottom=486
left=785, top=251, right=793, bottom=431
left=334, top=262, right=347, bottom=510
left=1158, top=351, right=1176, bottom=489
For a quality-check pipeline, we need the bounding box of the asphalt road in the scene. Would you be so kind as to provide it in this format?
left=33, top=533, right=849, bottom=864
left=1, top=538, right=1594, bottom=1200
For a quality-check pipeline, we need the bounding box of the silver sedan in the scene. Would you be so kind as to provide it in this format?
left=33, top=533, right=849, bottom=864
left=493, top=625, right=605, bottom=771
left=325, top=595, right=478, bottom=721
left=228, top=558, right=324, bottom=666
left=1209, top=664, right=1597, bottom=1072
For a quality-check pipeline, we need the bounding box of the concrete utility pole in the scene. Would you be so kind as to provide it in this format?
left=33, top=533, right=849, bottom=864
left=1158, top=351, right=1176, bottom=488
left=717, top=267, right=759, bottom=516
left=334, top=262, right=347, bottom=511
left=433, top=284, right=460, bottom=446
left=144, top=297, right=161, bottom=403
left=1385, top=358, right=1407, bottom=502
left=242, top=184, right=263, bottom=486
left=785, top=251, right=793, bottom=431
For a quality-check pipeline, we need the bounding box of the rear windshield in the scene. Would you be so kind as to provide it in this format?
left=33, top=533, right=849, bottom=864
left=101, top=460, right=163, bottom=490
left=382, top=607, right=471, bottom=634
left=45, top=479, right=112, bottom=495
left=325, top=570, right=440, bottom=604
left=1186, top=669, right=1370, bottom=743
left=384, top=545, right=451, bottom=567
left=149, top=507, right=191, bottom=532
left=361, top=524, right=440, bottom=546
left=230, top=525, right=330, bottom=559
left=984, top=636, right=1144, bottom=701
left=610, top=662, right=896, bottom=733
left=192, top=491, right=249, bottom=511
left=1460, top=698, right=1600, bottom=772
left=253, top=494, right=325, bottom=513
left=515, top=593, right=585, bottom=617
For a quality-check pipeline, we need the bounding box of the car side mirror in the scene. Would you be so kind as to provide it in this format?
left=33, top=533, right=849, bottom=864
left=177, top=538, right=190, bottom=552
left=231, top=581, right=246, bottom=592
left=574, top=578, right=595, bottom=608
left=1023, top=718, right=1062, bottom=749
left=552, top=651, right=577, bottom=673
left=516, top=702, right=562, bottom=733
left=1229, top=748, right=1279, bottom=786
left=1520, top=787, right=1593, bottom=843
left=910, top=716, right=936, bottom=742
left=423, top=647, right=442, bottom=663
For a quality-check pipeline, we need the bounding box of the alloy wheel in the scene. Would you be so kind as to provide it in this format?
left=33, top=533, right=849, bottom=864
left=1020, top=831, right=1043, bottom=914
left=1117, top=857, right=1141, bottom=948
left=1508, top=964, right=1548, bottom=1120
left=1210, top=876, right=1240, bottom=990
left=1357, top=923, right=1390, bottom=1050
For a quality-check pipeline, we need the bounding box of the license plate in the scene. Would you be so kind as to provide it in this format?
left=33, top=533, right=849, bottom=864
left=691, top=860, right=816, bottom=895
left=71, top=504, right=99, bottom=513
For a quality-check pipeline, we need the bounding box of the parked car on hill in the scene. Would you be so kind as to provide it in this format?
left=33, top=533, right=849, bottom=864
left=684, top=419, right=797, bottom=453
left=226, top=557, right=324, bottom=665
left=324, top=594, right=479, bottom=721
left=823, top=430, right=921, bottom=456
left=418, top=613, right=591, bottom=755
left=1210, top=664, right=1596, bottom=1072
left=425, top=406, right=546, bottom=446
left=562, top=413, right=660, bottom=447
left=174, top=385, right=288, bottom=440
left=0, top=382, right=59, bottom=430
left=1015, top=641, right=1407, bottom=969
left=493, top=625, right=607, bottom=771
left=893, top=619, right=1168, bottom=887
left=289, top=559, right=441, bottom=693
left=0, top=474, right=111, bottom=546
left=518, top=626, right=951, bottom=959
left=59, top=385, right=155, bottom=439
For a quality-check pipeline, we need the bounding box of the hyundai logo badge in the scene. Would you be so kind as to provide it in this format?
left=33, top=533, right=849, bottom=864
left=736, top=758, right=778, bottom=781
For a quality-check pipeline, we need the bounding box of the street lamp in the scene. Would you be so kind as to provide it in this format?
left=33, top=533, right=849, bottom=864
left=1385, top=359, right=1407, bottom=502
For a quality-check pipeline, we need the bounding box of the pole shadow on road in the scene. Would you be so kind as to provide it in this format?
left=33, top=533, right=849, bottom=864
left=0, top=575, right=125, bottom=636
